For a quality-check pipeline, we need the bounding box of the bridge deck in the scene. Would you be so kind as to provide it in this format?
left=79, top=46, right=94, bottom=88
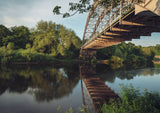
left=83, top=10, right=160, bottom=49
left=82, top=0, right=160, bottom=50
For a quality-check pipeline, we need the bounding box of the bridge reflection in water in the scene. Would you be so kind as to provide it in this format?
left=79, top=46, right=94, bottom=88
left=80, top=65, right=119, bottom=113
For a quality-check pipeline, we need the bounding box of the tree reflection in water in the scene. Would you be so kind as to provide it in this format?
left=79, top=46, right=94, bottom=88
left=96, top=63, right=160, bottom=83
left=0, top=64, right=80, bottom=102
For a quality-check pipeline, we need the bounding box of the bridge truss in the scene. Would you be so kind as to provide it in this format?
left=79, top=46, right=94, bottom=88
left=81, top=0, right=148, bottom=49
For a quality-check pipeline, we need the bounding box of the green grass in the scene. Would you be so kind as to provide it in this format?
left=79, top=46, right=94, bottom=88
left=0, top=47, right=57, bottom=64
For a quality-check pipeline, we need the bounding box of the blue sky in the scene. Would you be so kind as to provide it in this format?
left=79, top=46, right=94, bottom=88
left=0, top=0, right=87, bottom=38
left=0, top=0, right=160, bottom=47
left=127, top=33, right=160, bottom=47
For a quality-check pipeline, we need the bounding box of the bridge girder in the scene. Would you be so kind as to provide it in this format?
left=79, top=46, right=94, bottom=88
left=81, top=0, right=159, bottom=50
left=82, top=0, right=134, bottom=48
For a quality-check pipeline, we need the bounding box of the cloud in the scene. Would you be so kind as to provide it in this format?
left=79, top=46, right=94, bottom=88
left=127, top=33, right=160, bottom=47
left=0, top=0, right=38, bottom=27
left=0, top=0, right=88, bottom=38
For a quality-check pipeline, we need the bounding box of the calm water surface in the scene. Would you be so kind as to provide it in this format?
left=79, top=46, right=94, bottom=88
left=0, top=64, right=160, bottom=113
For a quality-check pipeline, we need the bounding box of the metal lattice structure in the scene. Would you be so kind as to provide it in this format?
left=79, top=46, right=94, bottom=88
left=81, top=0, right=149, bottom=49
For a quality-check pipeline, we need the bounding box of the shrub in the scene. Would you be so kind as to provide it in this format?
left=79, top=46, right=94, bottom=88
left=110, top=56, right=124, bottom=64
left=101, top=84, right=160, bottom=113
left=126, top=54, right=138, bottom=63
left=7, top=42, right=14, bottom=50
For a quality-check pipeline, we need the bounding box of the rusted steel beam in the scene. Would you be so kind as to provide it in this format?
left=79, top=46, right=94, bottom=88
left=82, top=0, right=103, bottom=45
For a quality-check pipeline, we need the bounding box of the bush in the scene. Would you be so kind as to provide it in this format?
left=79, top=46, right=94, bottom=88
left=110, top=56, right=124, bottom=64
left=126, top=54, right=138, bottom=63
left=97, top=43, right=156, bottom=65
left=0, top=47, right=56, bottom=64
left=101, top=84, right=160, bottom=113
left=26, top=43, right=31, bottom=49
left=7, top=42, right=14, bottom=50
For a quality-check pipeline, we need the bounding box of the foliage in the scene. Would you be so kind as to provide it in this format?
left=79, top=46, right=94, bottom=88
left=0, top=48, right=58, bottom=64
left=31, top=20, right=81, bottom=58
left=0, top=25, right=12, bottom=46
left=1, top=26, right=31, bottom=49
left=97, top=42, right=156, bottom=65
left=101, top=84, right=160, bottom=113
left=56, top=84, right=160, bottom=113
left=7, top=42, right=15, bottom=50
left=53, top=0, right=143, bottom=18
left=53, top=0, right=92, bottom=18
left=155, top=44, right=160, bottom=55
left=0, top=21, right=81, bottom=64
left=110, top=56, right=124, bottom=64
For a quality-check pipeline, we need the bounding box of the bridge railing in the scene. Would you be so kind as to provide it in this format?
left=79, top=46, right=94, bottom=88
left=81, top=0, right=149, bottom=49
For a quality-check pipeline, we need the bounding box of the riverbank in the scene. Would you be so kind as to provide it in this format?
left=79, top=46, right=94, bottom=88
left=0, top=58, right=83, bottom=65
left=0, top=47, right=82, bottom=65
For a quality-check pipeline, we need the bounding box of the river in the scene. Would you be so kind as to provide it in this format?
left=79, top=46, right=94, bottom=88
left=0, top=63, right=160, bottom=113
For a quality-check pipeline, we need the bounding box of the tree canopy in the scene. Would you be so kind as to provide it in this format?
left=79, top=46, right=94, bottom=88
left=0, top=25, right=30, bottom=49
left=31, top=20, right=81, bottom=58
left=97, top=42, right=156, bottom=65
left=0, top=21, right=82, bottom=64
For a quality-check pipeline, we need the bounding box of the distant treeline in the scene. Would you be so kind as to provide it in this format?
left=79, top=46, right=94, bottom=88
left=97, top=42, right=160, bottom=65
left=0, top=21, right=82, bottom=64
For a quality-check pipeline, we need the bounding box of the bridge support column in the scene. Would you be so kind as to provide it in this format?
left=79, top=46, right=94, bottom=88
left=80, top=49, right=97, bottom=61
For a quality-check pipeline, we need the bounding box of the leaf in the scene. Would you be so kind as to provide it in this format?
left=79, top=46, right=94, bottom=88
left=53, top=6, right=61, bottom=15
left=63, top=13, right=70, bottom=18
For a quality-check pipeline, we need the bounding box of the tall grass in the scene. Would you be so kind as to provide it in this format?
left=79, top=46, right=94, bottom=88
left=0, top=47, right=56, bottom=64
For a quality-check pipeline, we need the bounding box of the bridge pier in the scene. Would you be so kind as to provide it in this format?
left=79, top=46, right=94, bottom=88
left=80, top=49, right=97, bottom=61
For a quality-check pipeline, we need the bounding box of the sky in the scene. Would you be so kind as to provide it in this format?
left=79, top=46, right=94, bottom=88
left=0, top=0, right=160, bottom=47
left=0, top=0, right=88, bottom=38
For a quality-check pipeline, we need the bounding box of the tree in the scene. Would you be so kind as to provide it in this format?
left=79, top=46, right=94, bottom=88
left=0, top=25, right=12, bottom=46
left=31, top=20, right=58, bottom=53
left=11, top=26, right=30, bottom=49
left=7, top=42, right=15, bottom=50
left=26, top=43, right=31, bottom=49
left=0, top=21, right=82, bottom=60
left=155, top=44, right=160, bottom=55
left=2, top=36, right=14, bottom=46
left=53, top=0, right=143, bottom=18
left=53, top=0, right=92, bottom=18
left=0, top=26, right=31, bottom=49
left=31, top=20, right=81, bottom=58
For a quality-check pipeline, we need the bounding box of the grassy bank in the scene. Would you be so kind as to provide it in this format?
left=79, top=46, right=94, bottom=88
left=0, top=47, right=81, bottom=64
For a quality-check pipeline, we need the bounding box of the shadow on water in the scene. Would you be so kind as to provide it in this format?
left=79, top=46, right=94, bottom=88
left=0, top=64, right=80, bottom=102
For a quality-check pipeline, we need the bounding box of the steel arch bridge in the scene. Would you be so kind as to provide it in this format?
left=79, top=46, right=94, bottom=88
left=81, top=0, right=160, bottom=56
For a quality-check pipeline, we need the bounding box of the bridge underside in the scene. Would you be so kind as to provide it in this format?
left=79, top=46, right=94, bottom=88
left=82, top=6, right=160, bottom=50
